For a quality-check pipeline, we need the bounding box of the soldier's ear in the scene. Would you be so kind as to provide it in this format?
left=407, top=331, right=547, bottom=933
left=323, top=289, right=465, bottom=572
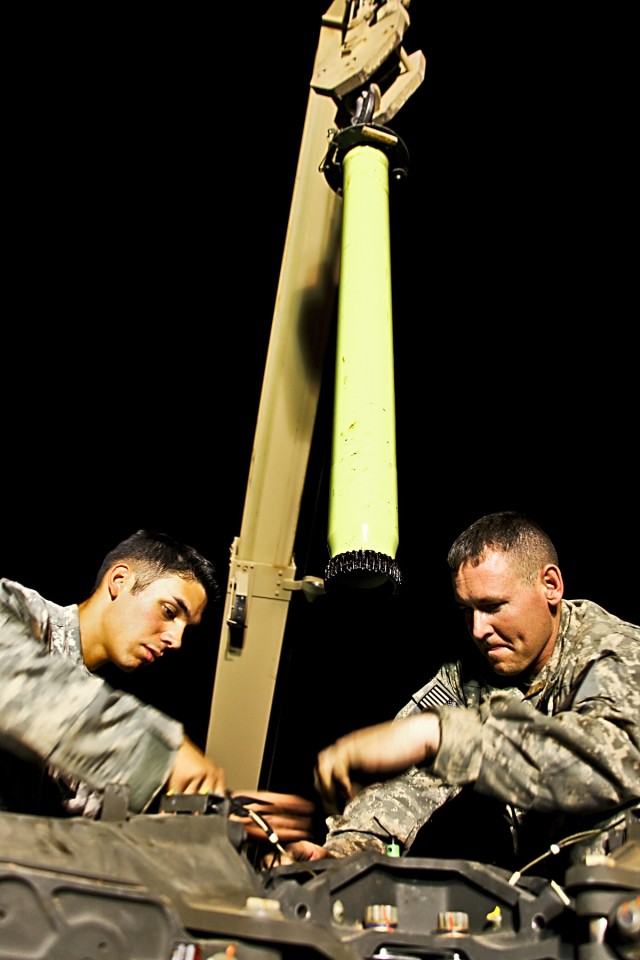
left=108, top=564, right=130, bottom=600
left=541, top=564, right=563, bottom=606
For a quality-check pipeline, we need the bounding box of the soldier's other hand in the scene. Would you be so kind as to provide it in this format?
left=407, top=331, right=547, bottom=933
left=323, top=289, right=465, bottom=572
left=314, top=713, right=441, bottom=808
left=229, top=790, right=316, bottom=844
left=167, top=736, right=226, bottom=796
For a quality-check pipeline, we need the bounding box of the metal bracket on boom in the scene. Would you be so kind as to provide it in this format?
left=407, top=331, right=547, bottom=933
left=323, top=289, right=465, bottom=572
left=224, top=540, right=325, bottom=655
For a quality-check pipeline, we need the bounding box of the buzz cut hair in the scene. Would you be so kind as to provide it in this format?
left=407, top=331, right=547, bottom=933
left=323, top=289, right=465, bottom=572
left=447, top=511, right=558, bottom=585
left=92, top=529, right=221, bottom=601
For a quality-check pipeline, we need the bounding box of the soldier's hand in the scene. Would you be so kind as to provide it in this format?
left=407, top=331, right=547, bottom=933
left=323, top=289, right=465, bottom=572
left=315, top=713, right=441, bottom=808
left=263, top=840, right=332, bottom=868
left=167, top=736, right=226, bottom=796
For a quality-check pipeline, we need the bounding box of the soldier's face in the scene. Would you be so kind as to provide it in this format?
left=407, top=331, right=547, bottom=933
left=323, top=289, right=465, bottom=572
left=453, top=550, right=559, bottom=679
left=105, top=573, right=208, bottom=672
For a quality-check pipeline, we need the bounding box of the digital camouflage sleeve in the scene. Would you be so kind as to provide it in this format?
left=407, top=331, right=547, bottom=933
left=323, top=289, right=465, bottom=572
left=323, top=599, right=640, bottom=863
left=0, top=579, right=183, bottom=814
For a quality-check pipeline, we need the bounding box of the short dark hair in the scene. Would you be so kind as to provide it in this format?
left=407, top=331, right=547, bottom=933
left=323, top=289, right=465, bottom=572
left=92, top=530, right=221, bottom=601
left=447, top=511, right=558, bottom=584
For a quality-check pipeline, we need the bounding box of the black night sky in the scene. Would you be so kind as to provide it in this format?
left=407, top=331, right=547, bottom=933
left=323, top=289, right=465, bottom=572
left=3, top=4, right=636, bottom=804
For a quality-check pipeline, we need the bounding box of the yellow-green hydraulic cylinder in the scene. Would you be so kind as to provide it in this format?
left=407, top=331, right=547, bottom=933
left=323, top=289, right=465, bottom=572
left=324, top=126, right=407, bottom=595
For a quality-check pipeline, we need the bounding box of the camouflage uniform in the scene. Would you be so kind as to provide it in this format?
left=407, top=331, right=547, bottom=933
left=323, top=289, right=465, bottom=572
left=0, top=578, right=183, bottom=817
left=324, top=599, right=640, bottom=875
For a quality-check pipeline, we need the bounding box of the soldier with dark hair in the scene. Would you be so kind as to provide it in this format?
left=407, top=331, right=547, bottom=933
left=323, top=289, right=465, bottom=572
left=0, top=529, right=226, bottom=818
left=280, top=511, right=640, bottom=879
left=89, top=528, right=221, bottom=601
